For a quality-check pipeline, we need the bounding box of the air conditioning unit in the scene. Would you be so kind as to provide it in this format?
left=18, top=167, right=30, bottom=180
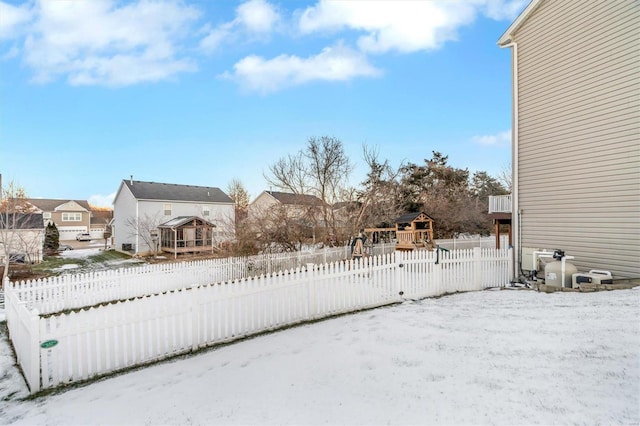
left=572, top=270, right=613, bottom=288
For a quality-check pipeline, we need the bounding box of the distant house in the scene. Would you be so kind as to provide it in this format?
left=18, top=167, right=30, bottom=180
left=498, top=0, right=639, bottom=277
left=247, top=190, right=328, bottom=242
left=25, top=198, right=92, bottom=241
left=249, top=191, right=325, bottom=218
left=90, top=209, right=113, bottom=241
left=0, top=212, right=45, bottom=264
left=112, top=179, right=235, bottom=256
left=249, top=190, right=326, bottom=232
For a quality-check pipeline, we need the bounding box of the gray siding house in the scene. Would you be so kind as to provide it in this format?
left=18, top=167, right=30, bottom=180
left=498, top=0, right=639, bottom=277
left=113, top=179, right=235, bottom=256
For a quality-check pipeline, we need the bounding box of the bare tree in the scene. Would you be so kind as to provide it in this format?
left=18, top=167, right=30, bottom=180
left=0, top=179, right=39, bottom=282
left=264, top=136, right=353, bottom=245
left=125, top=213, right=162, bottom=256
left=305, top=136, right=353, bottom=240
left=497, top=162, right=512, bottom=192
left=13, top=224, right=45, bottom=265
left=265, top=153, right=309, bottom=194
left=227, top=178, right=250, bottom=225
left=356, top=144, right=403, bottom=231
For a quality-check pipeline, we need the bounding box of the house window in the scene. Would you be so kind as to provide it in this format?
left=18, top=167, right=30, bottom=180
left=62, top=212, right=82, bottom=221
left=163, top=203, right=172, bottom=216
left=43, top=212, right=52, bottom=219
left=203, top=208, right=210, bottom=217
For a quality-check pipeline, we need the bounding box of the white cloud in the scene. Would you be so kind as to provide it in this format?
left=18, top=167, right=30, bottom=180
left=22, top=0, right=200, bottom=86
left=0, top=1, right=32, bottom=41
left=482, top=0, right=529, bottom=21
left=236, top=0, right=280, bottom=33
left=199, top=22, right=234, bottom=52
left=298, top=0, right=526, bottom=54
left=200, top=0, right=280, bottom=53
left=88, top=191, right=116, bottom=208
left=221, top=43, right=381, bottom=94
left=1, top=45, right=20, bottom=60
left=472, top=130, right=511, bottom=146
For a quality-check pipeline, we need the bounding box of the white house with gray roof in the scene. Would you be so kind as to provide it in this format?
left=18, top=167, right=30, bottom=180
left=113, top=178, right=235, bottom=255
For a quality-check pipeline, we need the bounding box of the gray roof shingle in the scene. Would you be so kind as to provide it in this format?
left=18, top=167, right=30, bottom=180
left=123, top=180, right=233, bottom=204
left=26, top=198, right=91, bottom=211
left=0, top=213, right=44, bottom=229
left=267, top=191, right=324, bottom=206
left=395, top=212, right=433, bottom=224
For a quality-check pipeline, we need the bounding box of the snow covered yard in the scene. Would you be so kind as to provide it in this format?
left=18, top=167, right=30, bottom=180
left=1, top=287, right=638, bottom=425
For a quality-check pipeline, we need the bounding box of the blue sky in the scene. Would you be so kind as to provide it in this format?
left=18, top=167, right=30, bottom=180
left=0, top=0, right=525, bottom=207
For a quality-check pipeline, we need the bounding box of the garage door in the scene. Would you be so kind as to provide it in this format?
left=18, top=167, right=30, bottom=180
left=90, top=228, right=105, bottom=239
left=58, top=227, right=87, bottom=241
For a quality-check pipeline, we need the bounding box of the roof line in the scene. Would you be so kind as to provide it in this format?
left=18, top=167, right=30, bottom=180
left=497, top=0, right=543, bottom=46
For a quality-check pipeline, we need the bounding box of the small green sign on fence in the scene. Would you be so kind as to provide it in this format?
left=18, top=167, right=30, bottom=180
left=40, top=340, right=58, bottom=349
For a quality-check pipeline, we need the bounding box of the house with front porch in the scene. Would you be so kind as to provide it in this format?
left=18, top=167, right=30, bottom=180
left=112, top=178, right=235, bottom=256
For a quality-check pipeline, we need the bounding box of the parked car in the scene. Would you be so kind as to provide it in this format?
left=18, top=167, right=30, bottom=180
left=76, top=233, right=91, bottom=241
left=59, top=244, right=73, bottom=251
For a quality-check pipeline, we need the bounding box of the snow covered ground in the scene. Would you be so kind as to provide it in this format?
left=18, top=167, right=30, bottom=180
left=1, top=287, right=638, bottom=425
left=53, top=247, right=143, bottom=274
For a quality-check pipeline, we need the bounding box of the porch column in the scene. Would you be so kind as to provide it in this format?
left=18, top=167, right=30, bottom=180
left=173, top=228, right=177, bottom=259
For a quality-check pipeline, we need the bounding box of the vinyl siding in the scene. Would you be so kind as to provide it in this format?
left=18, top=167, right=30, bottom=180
left=113, top=183, right=138, bottom=252
left=514, top=0, right=640, bottom=277
left=114, top=185, right=235, bottom=255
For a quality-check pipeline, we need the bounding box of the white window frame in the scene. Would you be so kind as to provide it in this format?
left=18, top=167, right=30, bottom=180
left=43, top=212, right=52, bottom=219
left=203, top=207, right=210, bottom=217
left=62, top=212, right=82, bottom=222
left=163, top=203, right=172, bottom=216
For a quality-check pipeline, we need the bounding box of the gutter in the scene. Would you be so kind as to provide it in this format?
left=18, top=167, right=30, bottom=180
left=135, top=200, right=139, bottom=255
left=499, top=40, right=520, bottom=279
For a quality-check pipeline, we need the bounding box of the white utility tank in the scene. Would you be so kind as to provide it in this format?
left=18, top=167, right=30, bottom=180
left=544, top=250, right=577, bottom=287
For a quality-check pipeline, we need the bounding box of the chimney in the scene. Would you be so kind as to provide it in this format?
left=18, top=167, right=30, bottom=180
left=130, top=175, right=133, bottom=185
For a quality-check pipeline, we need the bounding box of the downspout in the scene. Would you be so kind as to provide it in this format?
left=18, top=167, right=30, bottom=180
left=135, top=200, right=139, bottom=256
left=501, top=40, right=519, bottom=280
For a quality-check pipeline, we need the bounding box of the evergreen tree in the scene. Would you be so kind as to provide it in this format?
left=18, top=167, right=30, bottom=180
left=44, top=222, right=60, bottom=252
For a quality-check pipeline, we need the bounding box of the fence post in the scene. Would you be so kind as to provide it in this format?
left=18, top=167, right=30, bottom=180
left=191, top=285, right=200, bottom=351
left=473, top=247, right=482, bottom=290
left=395, top=250, right=404, bottom=301
left=28, top=308, right=41, bottom=393
left=508, top=247, right=514, bottom=285
left=306, top=263, right=315, bottom=320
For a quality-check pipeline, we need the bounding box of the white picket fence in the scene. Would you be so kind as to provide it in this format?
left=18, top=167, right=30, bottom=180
left=4, top=244, right=394, bottom=316
left=5, top=247, right=512, bottom=393
left=435, top=235, right=509, bottom=251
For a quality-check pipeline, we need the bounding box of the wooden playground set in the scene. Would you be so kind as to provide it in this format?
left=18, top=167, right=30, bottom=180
left=351, top=212, right=435, bottom=258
